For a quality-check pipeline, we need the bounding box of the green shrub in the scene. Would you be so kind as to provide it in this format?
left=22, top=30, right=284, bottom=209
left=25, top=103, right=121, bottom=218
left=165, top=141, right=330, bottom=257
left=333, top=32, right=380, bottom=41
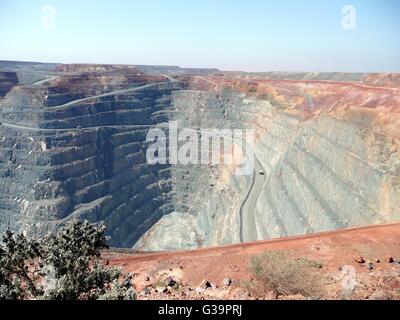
left=0, top=220, right=135, bottom=300
left=248, top=251, right=323, bottom=298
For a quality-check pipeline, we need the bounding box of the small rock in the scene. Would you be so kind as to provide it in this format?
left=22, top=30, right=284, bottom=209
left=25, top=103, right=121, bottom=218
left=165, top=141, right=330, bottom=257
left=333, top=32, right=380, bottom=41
left=142, top=287, right=151, bottom=295
left=375, top=258, right=381, bottom=263
left=367, top=262, right=374, bottom=270
left=264, top=290, right=278, bottom=300
left=353, top=256, right=365, bottom=264
left=165, top=276, right=177, bottom=287
left=164, top=288, right=171, bottom=294
left=200, top=279, right=212, bottom=290
left=386, top=256, right=394, bottom=263
left=155, top=286, right=166, bottom=293
left=195, top=287, right=205, bottom=294
left=222, top=278, right=232, bottom=288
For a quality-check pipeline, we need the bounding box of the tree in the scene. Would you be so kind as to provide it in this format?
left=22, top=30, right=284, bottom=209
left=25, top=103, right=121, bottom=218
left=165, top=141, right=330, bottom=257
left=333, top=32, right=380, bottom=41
left=0, top=220, right=135, bottom=300
left=0, top=231, right=43, bottom=299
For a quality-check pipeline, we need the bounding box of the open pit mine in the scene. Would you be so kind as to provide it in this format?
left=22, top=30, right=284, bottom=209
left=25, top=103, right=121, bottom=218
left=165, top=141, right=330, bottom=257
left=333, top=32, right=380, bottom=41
left=0, top=61, right=399, bottom=251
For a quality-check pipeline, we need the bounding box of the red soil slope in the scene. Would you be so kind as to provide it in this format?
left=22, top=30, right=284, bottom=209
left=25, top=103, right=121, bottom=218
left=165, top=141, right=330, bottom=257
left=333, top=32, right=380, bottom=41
left=106, top=223, right=400, bottom=288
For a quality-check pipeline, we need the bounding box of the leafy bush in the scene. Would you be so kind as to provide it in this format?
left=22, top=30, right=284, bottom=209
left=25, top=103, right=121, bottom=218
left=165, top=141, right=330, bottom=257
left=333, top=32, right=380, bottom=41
left=248, top=251, right=323, bottom=298
left=0, top=220, right=135, bottom=300
left=0, top=231, right=43, bottom=299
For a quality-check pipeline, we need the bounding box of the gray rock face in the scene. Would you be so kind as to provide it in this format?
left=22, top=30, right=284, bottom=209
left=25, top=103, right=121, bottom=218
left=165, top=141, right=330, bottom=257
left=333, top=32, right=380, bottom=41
left=0, top=62, right=399, bottom=250
left=0, top=82, right=179, bottom=247
left=0, top=72, right=18, bottom=97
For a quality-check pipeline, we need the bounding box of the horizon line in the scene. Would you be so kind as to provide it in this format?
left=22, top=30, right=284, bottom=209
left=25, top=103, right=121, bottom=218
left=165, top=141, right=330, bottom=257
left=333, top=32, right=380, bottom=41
left=0, top=59, right=399, bottom=74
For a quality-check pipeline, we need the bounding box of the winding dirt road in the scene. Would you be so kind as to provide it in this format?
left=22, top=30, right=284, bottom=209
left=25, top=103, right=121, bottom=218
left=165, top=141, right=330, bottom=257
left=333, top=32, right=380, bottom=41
left=196, top=76, right=268, bottom=243
left=32, top=75, right=58, bottom=86
left=239, top=154, right=266, bottom=243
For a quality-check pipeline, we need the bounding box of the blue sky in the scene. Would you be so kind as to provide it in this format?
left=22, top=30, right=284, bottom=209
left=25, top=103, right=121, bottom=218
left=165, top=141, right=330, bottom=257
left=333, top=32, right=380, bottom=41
left=0, top=0, right=399, bottom=72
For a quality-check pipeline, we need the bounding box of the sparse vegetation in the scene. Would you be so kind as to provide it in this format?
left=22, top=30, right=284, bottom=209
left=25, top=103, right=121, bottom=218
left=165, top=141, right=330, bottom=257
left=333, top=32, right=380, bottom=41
left=248, top=86, right=258, bottom=93
left=0, top=220, right=135, bottom=300
left=247, top=251, right=323, bottom=298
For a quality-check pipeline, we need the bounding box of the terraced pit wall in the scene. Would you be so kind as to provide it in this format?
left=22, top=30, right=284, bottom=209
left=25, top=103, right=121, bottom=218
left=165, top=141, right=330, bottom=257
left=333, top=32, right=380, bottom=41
left=0, top=68, right=399, bottom=250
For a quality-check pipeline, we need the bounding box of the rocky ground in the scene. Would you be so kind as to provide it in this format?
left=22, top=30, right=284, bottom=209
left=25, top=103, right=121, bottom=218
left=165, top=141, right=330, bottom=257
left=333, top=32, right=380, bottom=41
left=105, top=223, right=400, bottom=300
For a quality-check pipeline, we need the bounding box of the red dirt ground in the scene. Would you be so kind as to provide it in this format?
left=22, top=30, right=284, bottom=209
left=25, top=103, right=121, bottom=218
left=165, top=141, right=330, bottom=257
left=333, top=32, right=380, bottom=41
left=106, top=223, right=400, bottom=289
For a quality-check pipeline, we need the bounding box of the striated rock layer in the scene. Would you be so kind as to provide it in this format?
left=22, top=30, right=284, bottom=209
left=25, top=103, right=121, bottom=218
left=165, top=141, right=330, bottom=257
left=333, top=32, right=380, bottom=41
left=0, top=61, right=399, bottom=249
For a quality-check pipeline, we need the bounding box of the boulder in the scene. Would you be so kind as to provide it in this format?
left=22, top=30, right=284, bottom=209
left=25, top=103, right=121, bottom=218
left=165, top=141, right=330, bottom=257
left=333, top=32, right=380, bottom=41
left=222, top=277, right=233, bottom=288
